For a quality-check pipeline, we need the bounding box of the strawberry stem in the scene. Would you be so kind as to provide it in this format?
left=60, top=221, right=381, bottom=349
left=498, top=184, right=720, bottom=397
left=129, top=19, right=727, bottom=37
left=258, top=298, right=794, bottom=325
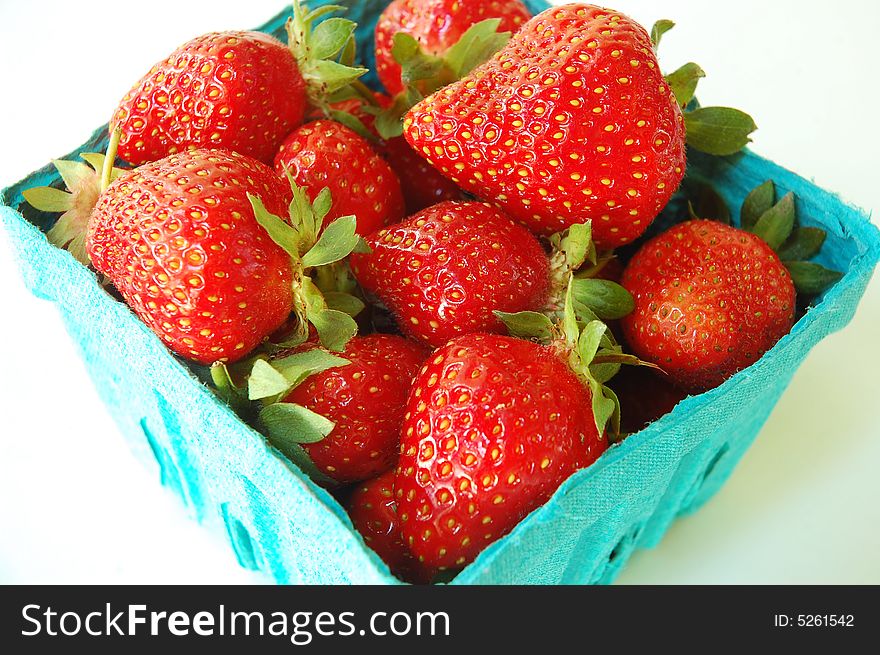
left=101, top=127, right=122, bottom=193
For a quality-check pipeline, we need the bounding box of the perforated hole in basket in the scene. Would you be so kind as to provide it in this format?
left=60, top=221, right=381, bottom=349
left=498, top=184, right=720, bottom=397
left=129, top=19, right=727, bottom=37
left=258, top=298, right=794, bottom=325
left=138, top=391, right=205, bottom=520
left=220, top=503, right=263, bottom=572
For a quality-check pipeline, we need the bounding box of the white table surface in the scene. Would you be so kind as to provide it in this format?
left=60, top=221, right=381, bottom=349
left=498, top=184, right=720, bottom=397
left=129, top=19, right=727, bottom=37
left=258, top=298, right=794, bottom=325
left=1, top=0, right=877, bottom=585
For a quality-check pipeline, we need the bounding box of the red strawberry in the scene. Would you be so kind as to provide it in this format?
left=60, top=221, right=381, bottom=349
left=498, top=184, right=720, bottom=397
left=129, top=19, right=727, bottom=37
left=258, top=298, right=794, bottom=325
left=395, top=333, right=607, bottom=569
left=620, top=220, right=796, bottom=390
left=375, top=0, right=532, bottom=97
left=347, top=470, right=436, bottom=584
left=274, top=120, right=405, bottom=235
left=261, top=334, right=429, bottom=485
left=350, top=201, right=550, bottom=348
left=403, top=4, right=687, bottom=249
left=86, top=148, right=295, bottom=365
left=113, top=32, right=305, bottom=166
left=111, top=4, right=366, bottom=165
left=328, top=96, right=465, bottom=213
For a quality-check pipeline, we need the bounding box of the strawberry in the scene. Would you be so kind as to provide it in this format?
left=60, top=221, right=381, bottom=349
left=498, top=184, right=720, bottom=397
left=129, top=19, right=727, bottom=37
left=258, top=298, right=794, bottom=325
left=350, top=201, right=550, bottom=348
left=375, top=0, right=532, bottom=97
left=347, top=470, right=436, bottom=583
left=249, top=334, right=428, bottom=485
left=403, top=4, right=688, bottom=249
left=621, top=220, right=795, bottom=391
left=620, top=181, right=842, bottom=390
left=395, top=330, right=610, bottom=570
left=86, top=149, right=295, bottom=364
left=274, top=119, right=405, bottom=236
left=111, top=3, right=367, bottom=166
left=86, top=145, right=367, bottom=365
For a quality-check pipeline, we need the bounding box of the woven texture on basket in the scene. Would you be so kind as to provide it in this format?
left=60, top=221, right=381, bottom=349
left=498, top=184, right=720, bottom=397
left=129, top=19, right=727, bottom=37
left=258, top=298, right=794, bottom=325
left=1, top=0, right=878, bottom=585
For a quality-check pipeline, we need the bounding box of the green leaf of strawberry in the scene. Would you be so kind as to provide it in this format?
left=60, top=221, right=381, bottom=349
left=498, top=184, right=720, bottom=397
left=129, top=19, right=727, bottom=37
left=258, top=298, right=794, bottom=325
left=652, top=21, right=757, bottom=157
left=302, top=278, right=358, bottom=353
left=301, top=215, right=361, bottom=268
left=570, top=278, right=635, bottom=320
left=777, top=227, right=827, bottom=262
left=22, top=152, right=126, bottom=266
left=493, top=311, right=555, bottom=341
left=310, top=17, right=357, bottom=60
left=785, top=262, right=844, bottom=295
left=322, top=291, right=365, bottom=317
left=248, top=359, right=298, bottom=401
left=741, top=180, right=776, bottom=230
left=666, top=62, right=706, bottom=107
left=248, top=350, right=350, bottom=401
left=287, top=1, right=368, bottom=105
left=444, top=18, right=511, bottom=78
left=751, top=192, right=795, bottom=249
left=260, top=402, right=336, bottom=444
left=650, top=19, right=676, bottom=49
left=683, top=107, right=758, bottom=156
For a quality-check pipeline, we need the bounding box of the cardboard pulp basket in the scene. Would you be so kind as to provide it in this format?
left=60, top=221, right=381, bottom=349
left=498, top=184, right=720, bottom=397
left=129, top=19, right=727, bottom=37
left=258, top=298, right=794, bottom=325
left=2, top=0, right=879, bottom=584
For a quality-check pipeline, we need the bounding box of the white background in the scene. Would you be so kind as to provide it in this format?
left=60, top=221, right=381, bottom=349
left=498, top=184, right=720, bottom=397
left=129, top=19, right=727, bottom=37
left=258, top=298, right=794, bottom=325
left=0, top=0, right=878, bottom=584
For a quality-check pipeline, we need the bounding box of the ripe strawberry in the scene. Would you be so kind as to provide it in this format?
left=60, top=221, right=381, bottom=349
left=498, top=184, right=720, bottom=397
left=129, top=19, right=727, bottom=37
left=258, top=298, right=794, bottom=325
left=350, top=201, right=550, bottom=348
left=111, top=4, right=366, bottom=166
left=255, top=334, right=429, bottom=485
left=620, top=220, right=796, bottom=390
left=328, top=96, right=465, bottom=213
left=87, top=148, right=295, bottom=365
left=347, top=470, right=436, bottom=584
left=375, top=0, right=532, bottom=97
left=274, top=120, right=405, bottom=235
left=395, top=332, right=607, bottom=569
left=403, top=4, right=687, bottom=249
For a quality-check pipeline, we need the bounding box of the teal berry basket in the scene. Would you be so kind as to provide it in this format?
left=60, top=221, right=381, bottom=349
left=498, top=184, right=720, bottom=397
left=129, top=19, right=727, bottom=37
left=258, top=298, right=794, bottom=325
left=2, top=0, right=879, bottom=584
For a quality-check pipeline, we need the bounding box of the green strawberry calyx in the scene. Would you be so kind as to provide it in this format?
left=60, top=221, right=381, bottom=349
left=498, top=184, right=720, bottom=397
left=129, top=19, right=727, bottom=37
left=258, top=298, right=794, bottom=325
left=373, top=18, right=513, bottom=139
left=287, top=1, right=369, bottom=113
left=22, top=132, right=126, bottom=266
left=497, top=276, right=654, bottom=439
left=651, top=20, right=757, bottom=157
left=247, top=347, right=351, bottom=487
left=686, top=178, right=844, bottom=295
left=247, top=173, right=368, bottom=354
left=544, top=221, right=635, bottom=323
left=739, top=180, right=844, bottom=295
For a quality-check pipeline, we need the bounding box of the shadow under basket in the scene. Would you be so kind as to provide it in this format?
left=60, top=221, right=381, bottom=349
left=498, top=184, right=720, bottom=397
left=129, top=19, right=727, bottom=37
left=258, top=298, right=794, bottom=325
left=2, top=0, right=879, bottom=584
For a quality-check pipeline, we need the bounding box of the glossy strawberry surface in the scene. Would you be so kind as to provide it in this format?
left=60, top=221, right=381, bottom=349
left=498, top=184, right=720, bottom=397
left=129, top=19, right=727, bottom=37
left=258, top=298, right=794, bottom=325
left=621, top=220, right=796, bottom=391
left=274, top=120, right=405, bottom=236
left=113, top=31, right=306, bottom=166
left=375, top=0, right=532, bottom=96
left=347, top=470, right=436, bottom=584
left=396, top=333, right=605, bottom=569
left=285, top=334, right=428, bottom=484
left=350, top=201, right=549, bottom=348
left=404, top=4, right=686, bottom=249
left=86, top=149, right=294, bottom=365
